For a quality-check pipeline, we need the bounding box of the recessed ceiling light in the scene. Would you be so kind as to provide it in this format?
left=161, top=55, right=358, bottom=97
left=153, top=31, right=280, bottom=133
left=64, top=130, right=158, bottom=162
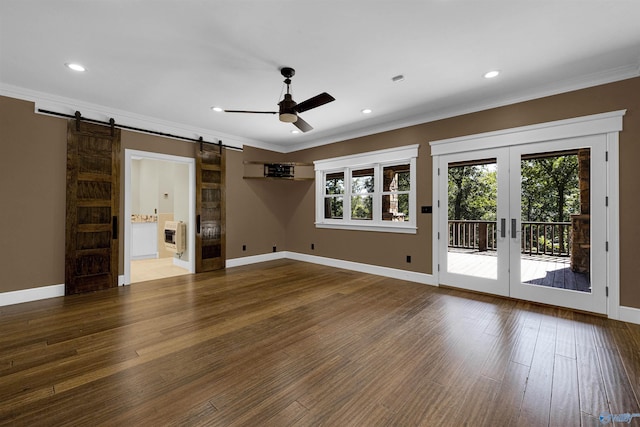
left=484, top=70, right=500, bottom=79
left=291, top=130, right=300, bottom=134
left=211, top=106, right=223, bottom=112
left=361, top=108, right=372, bottom=114
left=65, top=63, right=86, bottom=72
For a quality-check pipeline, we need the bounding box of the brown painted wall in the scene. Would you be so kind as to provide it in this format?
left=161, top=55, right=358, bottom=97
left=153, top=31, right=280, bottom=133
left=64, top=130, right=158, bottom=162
left=0, top=96, right=287, bottom=294
left=0, top=97, right=201, bottom=292
left=226, top=146, right=289, bottom=258
left=0, top=97, right=67, bottom=292
left=283, top=127, right=432, bottom=274
left=282, top=77, right=640, bottom=308
left=1, top=76, right=639, bottom=309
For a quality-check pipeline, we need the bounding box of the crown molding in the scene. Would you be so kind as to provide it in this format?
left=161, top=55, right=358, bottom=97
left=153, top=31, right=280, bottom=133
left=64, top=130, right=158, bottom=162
left=0, top=83, right=284, bottom=151
left=3, top=60, right=639, bottom=155
left=279, top=63, right=640, bottom=153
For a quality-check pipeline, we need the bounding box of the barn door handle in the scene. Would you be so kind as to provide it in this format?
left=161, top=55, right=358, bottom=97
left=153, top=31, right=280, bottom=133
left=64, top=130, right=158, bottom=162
left=197, top=215, right=201, bottom=234
left=511, top=218, right=517, bottom=239
left=112, top=216, right=118, bottom=239
left=500, top=218, right=506, bottom=238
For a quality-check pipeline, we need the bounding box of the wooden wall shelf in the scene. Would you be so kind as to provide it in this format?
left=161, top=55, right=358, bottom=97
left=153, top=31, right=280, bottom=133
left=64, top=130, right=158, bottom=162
left=243, top=161, right=314, bottom=181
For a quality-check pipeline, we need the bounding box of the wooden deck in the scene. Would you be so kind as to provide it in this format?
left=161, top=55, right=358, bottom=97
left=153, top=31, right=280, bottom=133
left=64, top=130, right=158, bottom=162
left=448, top=249, right=591, bottom=292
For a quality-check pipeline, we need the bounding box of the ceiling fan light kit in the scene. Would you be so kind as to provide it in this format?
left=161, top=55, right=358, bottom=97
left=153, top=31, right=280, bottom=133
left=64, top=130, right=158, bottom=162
left=279, top=112, right=298, bottom=123
left=278, top=93, right=298, bottom=123
left=224, top=67, right=335, bottom=133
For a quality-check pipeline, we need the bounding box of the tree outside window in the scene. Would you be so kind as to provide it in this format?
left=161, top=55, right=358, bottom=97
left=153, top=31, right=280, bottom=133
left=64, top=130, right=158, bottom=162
left=351, top=168, right=374, bottom=220
left=324, top=172, right=344, bottom=219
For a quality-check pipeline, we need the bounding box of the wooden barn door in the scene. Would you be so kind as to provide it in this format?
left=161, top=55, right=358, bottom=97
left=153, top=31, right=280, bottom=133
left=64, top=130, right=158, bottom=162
left=65, top=119, right=120, bottom=294
left=195, top=142, right=225, bottom=272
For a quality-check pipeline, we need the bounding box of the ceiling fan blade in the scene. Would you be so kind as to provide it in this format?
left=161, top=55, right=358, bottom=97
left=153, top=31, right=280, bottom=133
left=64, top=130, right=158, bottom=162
left=293, top=115, right=313, bottom=132
left=295, top=92, right=335, bottom=113
left=224, top=109, right=277, bottom=114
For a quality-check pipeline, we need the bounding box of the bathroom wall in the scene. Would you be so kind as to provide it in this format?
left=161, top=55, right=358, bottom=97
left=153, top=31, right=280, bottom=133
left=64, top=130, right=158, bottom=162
left=132, top=158, right=190, bottom=261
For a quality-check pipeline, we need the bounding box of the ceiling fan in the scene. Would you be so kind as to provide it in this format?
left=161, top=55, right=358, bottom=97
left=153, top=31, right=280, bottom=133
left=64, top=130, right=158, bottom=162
left=224, top=67, right=335, bottom=133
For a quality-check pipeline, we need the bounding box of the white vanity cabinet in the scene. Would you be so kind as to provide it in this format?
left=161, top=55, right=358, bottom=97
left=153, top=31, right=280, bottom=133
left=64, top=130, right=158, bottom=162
left=131, top=221, right=158, bottom=259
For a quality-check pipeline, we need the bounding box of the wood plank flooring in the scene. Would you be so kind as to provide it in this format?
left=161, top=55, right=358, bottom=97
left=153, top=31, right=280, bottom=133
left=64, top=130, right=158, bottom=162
left=1, top=259, right=639, bottom=426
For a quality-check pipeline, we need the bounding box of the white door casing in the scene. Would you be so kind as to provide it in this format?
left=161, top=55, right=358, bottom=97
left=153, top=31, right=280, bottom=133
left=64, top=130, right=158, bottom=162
left=430, top=110, right=624, bottom=317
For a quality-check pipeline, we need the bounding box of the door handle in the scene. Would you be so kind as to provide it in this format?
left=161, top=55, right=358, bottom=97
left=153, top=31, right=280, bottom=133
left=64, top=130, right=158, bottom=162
left=112, top=216, right=118, bottom=240
left=500, top=218, right=506, bottom=238
left=511, top=218, right=517, bottom=239
left=197, top=215, right=201, bottom=234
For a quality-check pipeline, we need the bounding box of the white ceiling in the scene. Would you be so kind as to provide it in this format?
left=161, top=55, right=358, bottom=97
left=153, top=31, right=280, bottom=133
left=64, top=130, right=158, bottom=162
left=1, top=1, right=639, bottom=152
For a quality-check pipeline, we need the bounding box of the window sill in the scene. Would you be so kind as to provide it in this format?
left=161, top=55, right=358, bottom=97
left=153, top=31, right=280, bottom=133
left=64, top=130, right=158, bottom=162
left=315, top=222, right=417, bottom=234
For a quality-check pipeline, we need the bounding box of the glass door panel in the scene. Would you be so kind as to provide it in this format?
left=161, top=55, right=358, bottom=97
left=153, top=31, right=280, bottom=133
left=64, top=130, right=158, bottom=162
left=518, top=149, right=589, bottom=291
left=439, top=150, right=510, bottom=297
left=509, top=135, right=607, bottom=314
left=447, top=158, right=498, bottom=279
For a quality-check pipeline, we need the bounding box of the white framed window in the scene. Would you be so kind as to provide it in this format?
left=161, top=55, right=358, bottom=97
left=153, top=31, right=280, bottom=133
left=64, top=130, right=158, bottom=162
left=314, top=144, right=419, bottom=233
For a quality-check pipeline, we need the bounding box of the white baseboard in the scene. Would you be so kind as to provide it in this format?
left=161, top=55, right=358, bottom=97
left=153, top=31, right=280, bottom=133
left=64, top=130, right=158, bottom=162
left=173, top=257, right=190, bottom=270
left=227, top=251, right=436, bottom=286
left=226, top=251, right=287, bottom=268
left=0, top=284, right=65, bottom=307
left=284, top=252, right=437, bottom=286
left=131, top=254, right=157, bottom=261
left=619, top=305, right=640, bottom=325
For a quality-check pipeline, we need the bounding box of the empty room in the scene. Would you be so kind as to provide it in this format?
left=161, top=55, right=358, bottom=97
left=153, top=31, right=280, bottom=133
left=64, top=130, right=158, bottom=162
left=1, top=2, right=640, bottom=426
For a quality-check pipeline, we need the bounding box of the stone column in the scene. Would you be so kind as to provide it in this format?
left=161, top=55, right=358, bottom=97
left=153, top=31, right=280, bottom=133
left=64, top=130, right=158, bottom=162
left=571, top=149, right=591, bottom=273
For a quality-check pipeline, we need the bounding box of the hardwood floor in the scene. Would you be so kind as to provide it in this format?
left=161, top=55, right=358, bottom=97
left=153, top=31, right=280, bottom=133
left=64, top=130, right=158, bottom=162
left=1, top=259, right=639, bottom=426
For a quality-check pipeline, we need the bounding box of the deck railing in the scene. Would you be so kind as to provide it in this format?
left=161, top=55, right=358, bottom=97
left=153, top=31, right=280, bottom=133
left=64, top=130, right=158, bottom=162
left=448, top=220, right=572, bottom=256
left=448, top=220, right=497, bottom=252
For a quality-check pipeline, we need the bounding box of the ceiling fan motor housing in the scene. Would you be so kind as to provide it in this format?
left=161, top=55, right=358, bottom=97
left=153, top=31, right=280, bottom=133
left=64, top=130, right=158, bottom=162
left=280, top=67, right=295, bottom=79
left=279, top=93, right=298, bottom=123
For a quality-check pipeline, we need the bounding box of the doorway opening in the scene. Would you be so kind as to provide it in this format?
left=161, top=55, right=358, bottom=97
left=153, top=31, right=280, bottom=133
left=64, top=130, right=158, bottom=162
left=124, top=150, right=196, bottom=285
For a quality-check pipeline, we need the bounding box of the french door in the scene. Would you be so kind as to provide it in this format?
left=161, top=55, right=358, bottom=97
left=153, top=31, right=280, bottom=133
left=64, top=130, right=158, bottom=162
left=438, top=135, right=608, bottom=314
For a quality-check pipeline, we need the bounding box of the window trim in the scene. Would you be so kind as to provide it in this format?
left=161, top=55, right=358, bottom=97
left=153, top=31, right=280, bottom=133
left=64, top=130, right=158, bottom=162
left=314, top=144, right=419, bottom=233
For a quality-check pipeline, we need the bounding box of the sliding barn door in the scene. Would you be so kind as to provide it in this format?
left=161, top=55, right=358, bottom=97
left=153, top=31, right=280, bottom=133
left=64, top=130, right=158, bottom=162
left=65, top=120, right=121, bottom=294
left=196, top=142, right=225, bottom=272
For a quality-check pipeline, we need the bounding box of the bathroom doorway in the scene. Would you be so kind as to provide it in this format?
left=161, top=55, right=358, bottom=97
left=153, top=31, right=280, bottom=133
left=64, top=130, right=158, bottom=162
left=124, top=149, right=195, bottom=284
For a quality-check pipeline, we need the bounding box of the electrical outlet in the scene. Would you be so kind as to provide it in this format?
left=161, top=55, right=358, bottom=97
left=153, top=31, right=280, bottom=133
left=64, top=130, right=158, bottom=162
left=273, top=246, right=277, bottom=252
left=242, top=245, right=246, bottom=251
left=311, top=243, right=315, bottom=250
left=406, top=255, right=412, bottom=263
